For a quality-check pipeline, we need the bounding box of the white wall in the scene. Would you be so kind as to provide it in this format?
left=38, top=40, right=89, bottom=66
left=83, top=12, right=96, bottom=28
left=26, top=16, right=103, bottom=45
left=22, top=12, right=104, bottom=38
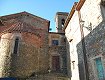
left=65, top=11, right=81, bottom=80
left=80, top=0, right=103, bottom=37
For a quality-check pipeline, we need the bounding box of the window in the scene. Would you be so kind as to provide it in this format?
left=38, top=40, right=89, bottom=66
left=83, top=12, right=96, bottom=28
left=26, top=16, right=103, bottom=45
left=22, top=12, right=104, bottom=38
left=13, top=38, right=19, bottom=54
left=94, top=57, right=105, bottom=80
left=72, top=61, right=75, bottom=69
left=52, top=40, right=59, bottom=45
left=61, top=19, right=65, bottom=26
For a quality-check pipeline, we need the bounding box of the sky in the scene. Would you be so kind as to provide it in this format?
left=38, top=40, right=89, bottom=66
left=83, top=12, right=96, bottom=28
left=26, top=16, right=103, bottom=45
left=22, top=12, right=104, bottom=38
left=0, top=0, right=78, bottom=32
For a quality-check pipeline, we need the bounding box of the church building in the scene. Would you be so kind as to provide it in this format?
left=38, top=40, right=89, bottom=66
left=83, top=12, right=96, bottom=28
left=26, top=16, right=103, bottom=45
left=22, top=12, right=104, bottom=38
left=0, top=11, right=69, bottom=80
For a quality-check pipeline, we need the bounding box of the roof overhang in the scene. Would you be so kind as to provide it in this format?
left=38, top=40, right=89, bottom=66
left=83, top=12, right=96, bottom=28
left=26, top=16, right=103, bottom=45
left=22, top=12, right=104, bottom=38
left=63, top=0, right=85, bottom=31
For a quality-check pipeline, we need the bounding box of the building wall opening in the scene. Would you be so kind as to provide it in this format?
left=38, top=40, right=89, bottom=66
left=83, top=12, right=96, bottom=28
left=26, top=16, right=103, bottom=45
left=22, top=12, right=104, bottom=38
left=13, top=38, right=19, bottom=54
left=52, top=56, right=60, bottom=71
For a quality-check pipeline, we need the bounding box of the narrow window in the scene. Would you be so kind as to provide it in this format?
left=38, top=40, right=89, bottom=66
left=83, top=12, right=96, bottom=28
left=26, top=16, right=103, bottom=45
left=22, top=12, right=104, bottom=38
left=72, top=61, right=75, bottom=69
left=95, top=57, right=105, bottom=80
left=13, top=38, right=19, bottom=54
left=61, top=19, right=65, bottom=26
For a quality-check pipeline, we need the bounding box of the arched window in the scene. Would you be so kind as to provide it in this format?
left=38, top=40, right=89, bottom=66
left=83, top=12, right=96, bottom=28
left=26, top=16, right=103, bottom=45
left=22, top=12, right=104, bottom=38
left=61, top=19, right=65, bottom=26
left=13, top=38, right=19, bottom=54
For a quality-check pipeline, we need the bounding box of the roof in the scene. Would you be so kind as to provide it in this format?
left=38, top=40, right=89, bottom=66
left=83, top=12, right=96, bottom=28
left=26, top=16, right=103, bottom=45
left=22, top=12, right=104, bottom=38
left=0, top=11, right=50, bottom=35
left=2, top=21, right=41, bottom=37
left=63, top=0, right=85, bottom=30
left=56, top=12, right=69, bottom=16
left=0, top=11, right=49, bottom=23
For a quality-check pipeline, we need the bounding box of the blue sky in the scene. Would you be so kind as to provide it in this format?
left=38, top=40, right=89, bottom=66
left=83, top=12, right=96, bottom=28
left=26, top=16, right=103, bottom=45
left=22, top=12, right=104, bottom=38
left=0, top=0, right=78, bottom=32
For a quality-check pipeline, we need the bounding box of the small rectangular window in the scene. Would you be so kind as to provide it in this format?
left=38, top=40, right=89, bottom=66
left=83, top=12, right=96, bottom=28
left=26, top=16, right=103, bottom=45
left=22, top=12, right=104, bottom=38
left=72, top=61, right=75, bottom=69
left=52, top=40, right=59, bottom=45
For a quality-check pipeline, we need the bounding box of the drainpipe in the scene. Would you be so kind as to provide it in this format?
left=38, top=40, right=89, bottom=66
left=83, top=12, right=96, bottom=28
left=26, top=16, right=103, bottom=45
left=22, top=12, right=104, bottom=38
left=77, top=10, right=89, bottom=80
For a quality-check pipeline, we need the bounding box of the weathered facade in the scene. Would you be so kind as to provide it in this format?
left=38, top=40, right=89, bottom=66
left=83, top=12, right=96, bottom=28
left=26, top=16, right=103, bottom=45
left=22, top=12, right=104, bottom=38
left=49, top=32, right=67, bottom=74
left=0, top=12, right=50, bottom=78
left=55, top=12, right=68, bottom=33
left=48, top=12, right=69, bottom=77
left=0, top=12, right=69, bottom=80
left=64, top=0, right=105, bottom=80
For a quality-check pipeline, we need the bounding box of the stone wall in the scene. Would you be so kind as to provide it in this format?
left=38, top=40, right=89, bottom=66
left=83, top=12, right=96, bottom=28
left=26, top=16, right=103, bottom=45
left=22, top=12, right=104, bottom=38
left=49, top=33, right=68, bottom=75
left=80, top=0, right=103, bottom=37
left=0, top=33, right=20, bottom=77
left=78, top=0, right=105, bottom=80
left=0, top=34, right=11, bottom=77
left=0, top=12, right=50, bottom=78
left=0, top=31, right=49, bottom=78
left=65, top=0, right=105, bottom=80
left=65, top=10, right=81, bottom=80
left=77, top=21, right=105, bottom=80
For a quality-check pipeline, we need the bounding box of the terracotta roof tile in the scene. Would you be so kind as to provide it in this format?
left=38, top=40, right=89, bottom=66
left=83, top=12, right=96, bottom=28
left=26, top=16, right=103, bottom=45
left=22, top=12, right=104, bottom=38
left=2, top=22, right=41, bottom=37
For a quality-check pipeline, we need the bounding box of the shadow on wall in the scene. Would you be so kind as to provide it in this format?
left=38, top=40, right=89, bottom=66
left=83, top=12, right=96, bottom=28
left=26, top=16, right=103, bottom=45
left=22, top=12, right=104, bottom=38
left=77, top=22, right=105, bottom=80
left=76, top=3, right=105, bottom=80
left=66, top=41, right=72, bottom=78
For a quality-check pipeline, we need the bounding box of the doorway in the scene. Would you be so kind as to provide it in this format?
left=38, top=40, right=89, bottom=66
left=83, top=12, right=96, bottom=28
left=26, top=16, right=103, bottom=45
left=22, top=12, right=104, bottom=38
left=52, top=56, right=60, bottom=71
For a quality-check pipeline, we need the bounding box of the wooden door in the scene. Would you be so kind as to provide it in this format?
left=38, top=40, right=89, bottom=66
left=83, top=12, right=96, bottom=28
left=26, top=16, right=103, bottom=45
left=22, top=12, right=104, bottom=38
left=52, top=56, right=60, bottom=71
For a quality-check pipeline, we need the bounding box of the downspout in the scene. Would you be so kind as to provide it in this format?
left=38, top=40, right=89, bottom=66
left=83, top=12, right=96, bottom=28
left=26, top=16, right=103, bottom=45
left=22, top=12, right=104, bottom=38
left=77, top=10, right=89, bottom=80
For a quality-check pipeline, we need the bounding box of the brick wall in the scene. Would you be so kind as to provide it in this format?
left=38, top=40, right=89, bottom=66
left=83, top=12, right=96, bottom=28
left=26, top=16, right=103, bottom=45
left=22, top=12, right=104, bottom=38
left=0, top=12, right=50, bottom=78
